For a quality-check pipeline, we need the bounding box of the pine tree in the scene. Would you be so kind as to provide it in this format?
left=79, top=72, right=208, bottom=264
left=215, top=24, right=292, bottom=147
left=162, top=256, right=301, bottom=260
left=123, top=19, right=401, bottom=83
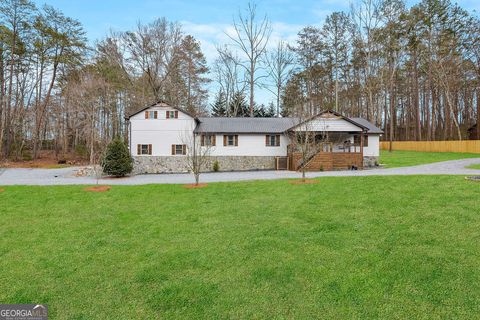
left=101, top=138, right=133, bottom=177
left=253, top=103, right=266, bottom=117
left=229, top=91, right=248, bottom=117
left=264, top=102, right=276, bottom=117
left=211, top=90, right=227, bottom=116
left=179, top=35, right=210, bottom=116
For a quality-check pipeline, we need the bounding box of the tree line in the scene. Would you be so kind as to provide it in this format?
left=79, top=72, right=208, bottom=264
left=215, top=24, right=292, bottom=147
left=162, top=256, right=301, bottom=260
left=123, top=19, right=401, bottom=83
left=281, top=0, right=480, bottom=143
left=0, top=0, right=479, bottom=162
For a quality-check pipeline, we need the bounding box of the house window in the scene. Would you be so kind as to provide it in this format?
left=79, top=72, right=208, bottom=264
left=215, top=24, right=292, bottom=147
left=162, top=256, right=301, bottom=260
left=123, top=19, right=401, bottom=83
left=266, top=135, right=280, bottom=147
left=166, top=110, right=178, bottom=119
left=137, top=144, right=152, bottom=155
left=201, top=134, right=216, bottom=146
left=171, top=144, right=186, bottom=155
left=353, top=134, right=368, bottom=147
left=145, top=111, right=157, bottom=119
left=223, top=135, right=238, bottom=146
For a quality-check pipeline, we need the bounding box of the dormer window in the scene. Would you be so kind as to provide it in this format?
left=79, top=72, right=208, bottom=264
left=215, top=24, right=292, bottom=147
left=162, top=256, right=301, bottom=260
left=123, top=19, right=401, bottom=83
left=166, top=110, right=178, bottom=119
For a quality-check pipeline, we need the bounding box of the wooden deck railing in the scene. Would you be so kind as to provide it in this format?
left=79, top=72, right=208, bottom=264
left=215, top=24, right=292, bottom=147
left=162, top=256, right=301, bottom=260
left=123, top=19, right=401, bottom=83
left=380, top=140, right=480, bottom=153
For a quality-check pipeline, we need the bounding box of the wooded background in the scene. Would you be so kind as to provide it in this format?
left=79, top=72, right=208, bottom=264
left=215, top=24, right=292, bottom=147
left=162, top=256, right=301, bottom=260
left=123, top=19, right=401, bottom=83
left=1, top=0, right=479, bottom=162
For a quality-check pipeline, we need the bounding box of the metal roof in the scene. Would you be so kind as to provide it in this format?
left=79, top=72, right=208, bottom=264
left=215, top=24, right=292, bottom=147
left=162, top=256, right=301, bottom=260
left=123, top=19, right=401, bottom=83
left=125, top=101, right=196, bottom=119
left=126, top=102, right=383, bottom=134
left=195, top=117, right=298, bottom=133
left=195, top=116, right=383, bottom=134
left=350, top=118, right=384, bottom=134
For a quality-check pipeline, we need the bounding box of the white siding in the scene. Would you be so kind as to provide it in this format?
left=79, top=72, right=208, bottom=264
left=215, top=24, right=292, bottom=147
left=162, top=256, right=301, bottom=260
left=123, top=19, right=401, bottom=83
left=129, top=107, right=380, bottom=159
left=207, top=134, right=289, bottom=157
left=294, top=117, right=363, bottom=132
left=364, top=134, right=380, bottom=156
left=130, top=106, right=196, bottom=156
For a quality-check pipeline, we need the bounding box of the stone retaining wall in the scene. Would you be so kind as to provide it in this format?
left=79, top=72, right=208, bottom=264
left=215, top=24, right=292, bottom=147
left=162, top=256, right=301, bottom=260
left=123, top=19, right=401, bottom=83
left=133, top=156, right=276, bottom=174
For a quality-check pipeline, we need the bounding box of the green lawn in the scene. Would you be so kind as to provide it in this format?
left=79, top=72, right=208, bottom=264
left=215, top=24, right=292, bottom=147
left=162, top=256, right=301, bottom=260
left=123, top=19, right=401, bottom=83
left=466, top=163, right=480, bottom=170
left=380, top=150, right=480, bottom=168
left=1, top=177, right=480, bottom=319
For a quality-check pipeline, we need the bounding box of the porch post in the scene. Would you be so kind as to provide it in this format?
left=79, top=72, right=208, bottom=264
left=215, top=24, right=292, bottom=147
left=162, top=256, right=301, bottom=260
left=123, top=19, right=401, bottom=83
left=360, top=132, right=364, bottom=155
left=360, top=131, right=364, bottom=168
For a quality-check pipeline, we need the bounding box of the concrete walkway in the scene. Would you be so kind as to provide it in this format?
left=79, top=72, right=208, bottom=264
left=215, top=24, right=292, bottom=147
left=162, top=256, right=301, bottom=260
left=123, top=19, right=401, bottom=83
left=1, top=158, right=480, bottom=186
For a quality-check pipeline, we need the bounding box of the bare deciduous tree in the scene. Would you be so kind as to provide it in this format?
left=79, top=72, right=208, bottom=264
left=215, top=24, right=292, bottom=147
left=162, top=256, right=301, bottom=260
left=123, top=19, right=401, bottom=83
left=213, top=45, right=246, bottom=116
left=182, top=131, right=212, bottom=185
left=264, top=41, right=294, bottom=117
left=227, top=2, right=271, bottom=117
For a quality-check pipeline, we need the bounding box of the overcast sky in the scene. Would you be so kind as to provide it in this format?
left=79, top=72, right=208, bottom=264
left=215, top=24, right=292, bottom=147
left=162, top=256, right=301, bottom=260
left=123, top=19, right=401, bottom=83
left=32, top=0, right=480, bottom=106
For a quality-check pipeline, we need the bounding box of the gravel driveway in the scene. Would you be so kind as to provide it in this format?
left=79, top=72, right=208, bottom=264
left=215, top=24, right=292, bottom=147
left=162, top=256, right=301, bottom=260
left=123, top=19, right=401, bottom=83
left=1, top=158, right=480, bottom=186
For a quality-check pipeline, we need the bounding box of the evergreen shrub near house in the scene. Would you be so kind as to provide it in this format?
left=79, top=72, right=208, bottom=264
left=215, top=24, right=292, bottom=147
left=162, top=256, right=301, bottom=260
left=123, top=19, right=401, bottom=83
left=213, top=160, right=220, bottom=172
left=101, top=138, right=133, bottom=177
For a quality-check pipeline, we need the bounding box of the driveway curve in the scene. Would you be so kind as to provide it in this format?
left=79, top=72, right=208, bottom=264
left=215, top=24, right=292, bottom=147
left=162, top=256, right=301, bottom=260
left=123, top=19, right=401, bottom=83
left=1, top=158, right=480, bottom=186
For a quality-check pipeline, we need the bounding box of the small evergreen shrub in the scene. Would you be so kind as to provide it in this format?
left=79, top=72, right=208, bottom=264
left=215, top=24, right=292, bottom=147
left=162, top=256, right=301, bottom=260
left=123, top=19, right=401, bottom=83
left=101, top=138, right=133, bottom=177
left=213, top=160, right=220, bottom=172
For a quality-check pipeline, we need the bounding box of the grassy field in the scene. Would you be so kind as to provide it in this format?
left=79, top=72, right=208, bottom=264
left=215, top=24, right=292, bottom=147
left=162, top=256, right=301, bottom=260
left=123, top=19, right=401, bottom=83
left=1, top=176, right=480, bottom=319
left=466, top=163, right=480, bottom=170
left=380, top=150, right=480, bottom=168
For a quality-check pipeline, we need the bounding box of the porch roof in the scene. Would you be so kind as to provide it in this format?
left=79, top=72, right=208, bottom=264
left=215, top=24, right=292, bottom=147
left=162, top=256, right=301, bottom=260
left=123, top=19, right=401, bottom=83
left=350, top=118, right=383, bottom=134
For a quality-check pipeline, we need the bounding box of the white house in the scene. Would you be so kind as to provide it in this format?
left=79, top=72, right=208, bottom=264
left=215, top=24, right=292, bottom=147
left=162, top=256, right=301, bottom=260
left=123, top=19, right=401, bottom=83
left=126, top=101, right=383, bottom=173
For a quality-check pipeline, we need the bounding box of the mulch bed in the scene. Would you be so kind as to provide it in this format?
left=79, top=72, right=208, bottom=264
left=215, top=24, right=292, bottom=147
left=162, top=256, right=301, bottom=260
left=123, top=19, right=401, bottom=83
left=289, top=179, right=319, bottom=185
left=84, top=186, right=111, bottom=192
left=183, top=183, right=208, bottom=189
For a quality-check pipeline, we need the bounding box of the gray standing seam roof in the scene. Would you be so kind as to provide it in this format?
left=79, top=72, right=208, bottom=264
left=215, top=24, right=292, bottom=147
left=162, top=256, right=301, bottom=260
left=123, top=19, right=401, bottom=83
left=350, top=118, right=384, bottom=134
left=195, top=117, right=383, bottom=134
left=195, top=117, right=298, bottom=133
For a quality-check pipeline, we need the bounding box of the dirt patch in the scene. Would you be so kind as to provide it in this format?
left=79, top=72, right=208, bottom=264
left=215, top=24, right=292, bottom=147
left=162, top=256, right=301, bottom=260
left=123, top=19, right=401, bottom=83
left=183, top=183, right=208, bottom=189
left=1, top=151, right=87, bottom=169
left=289, top=179, right=319, bottom=185
left=84, top=186, right=111, bottom=192
left=0, top=188, right=4, bottom=193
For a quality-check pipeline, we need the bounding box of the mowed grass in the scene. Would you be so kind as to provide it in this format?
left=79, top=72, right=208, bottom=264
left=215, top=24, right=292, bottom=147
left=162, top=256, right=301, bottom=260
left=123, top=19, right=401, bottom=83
left=466, top=163, right=480, bottom=170
left=380, top=150, right=480, bottom=167
left=1, top=176, right=480, bottom=319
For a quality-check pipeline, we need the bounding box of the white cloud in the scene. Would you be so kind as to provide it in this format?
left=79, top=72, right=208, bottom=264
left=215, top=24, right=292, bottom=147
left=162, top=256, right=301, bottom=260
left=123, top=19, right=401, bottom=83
left=180, top=20, right=303, bottom=105
left=181, top=20, right=301, bottom=61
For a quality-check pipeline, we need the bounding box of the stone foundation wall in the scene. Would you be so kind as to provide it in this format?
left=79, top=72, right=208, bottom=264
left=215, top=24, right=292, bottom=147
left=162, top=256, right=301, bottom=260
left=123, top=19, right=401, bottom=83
left=363, top=156, right=379, bottom=168
left=133, top=155, right=379, bottom=173
left=133, top=156, right=276, bottom=174
left=133, top=156, right=189, bottom=174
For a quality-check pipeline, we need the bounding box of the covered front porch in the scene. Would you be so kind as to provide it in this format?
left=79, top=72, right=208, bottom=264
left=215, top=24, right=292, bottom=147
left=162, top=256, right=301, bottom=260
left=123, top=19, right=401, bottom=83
left=287, top=131, right=365, bottom=171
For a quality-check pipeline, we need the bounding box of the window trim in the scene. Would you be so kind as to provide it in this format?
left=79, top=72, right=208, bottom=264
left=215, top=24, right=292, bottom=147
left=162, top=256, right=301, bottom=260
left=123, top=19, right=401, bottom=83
left=166, top=110, right=178, bottom=119
left=137, top=144, right=152, bottom=155
left=223, top=135, right=238, bottom=147
left=171, top=144, right=186, bottom=155
left=266, top=134, right=280, bottom=147
left=201, top=134, right=216, bottom=146
left=145, top=111, right=158, bottom=119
